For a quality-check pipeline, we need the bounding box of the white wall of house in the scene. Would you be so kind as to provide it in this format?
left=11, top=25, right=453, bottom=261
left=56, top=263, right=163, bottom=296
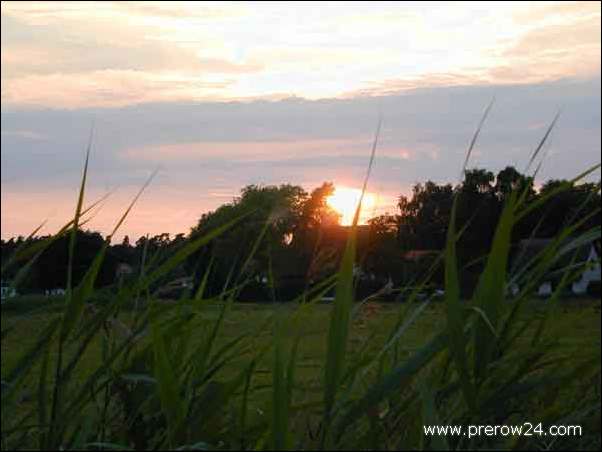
left=1, top=286, right=17, bottom=300
left=509, top=245, right=600, bottom=298
left=538, top=282, right=553, bottom=297
left=571, top=247, right=601, bottom=295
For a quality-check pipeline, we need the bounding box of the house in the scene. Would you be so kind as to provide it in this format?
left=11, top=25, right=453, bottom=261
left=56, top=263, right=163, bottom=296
left=509, top=238, right=601, bottom=297
left=402, top=250, right=440, bottom=262
left=155, top=276, right=194, bottom=299
left=115, top=262, right=134, bottom=280
left=571, top=243, right=601, bottom=294
left=1, top=280, right=17, bottom=300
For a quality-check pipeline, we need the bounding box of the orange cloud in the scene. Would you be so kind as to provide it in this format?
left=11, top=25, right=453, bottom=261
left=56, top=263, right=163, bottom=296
left=122, top=139, right=415, bottom=163
left=1, top=70, right=235, bottom=108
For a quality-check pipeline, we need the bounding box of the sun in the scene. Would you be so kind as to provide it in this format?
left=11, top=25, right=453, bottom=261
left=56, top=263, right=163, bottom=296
left=326, top=186, right=376, bottom=226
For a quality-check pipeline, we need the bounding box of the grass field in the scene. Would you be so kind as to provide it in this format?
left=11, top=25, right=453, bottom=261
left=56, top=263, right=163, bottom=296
left=2, top=297, right=600, bottom=449
left=4, top=297, right=599, bottom=375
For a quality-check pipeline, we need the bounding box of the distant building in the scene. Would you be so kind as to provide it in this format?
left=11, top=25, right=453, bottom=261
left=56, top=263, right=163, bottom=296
left=115, top=262, right=134, bottom=280
left=509, top=238, right=601, bottom=297
left=156, top=276, right=194, bottom=299
left=402, top=250, right=440, bottom=262
left=572, top=244, right=601, bottom=294
left=1, top=280, right=17, bottom=300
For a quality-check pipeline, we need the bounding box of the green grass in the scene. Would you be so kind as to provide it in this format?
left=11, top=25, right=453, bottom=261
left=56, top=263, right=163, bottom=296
left=2, top=299, right=600, bottom=449
left=3, top=297, right=600, bottom=372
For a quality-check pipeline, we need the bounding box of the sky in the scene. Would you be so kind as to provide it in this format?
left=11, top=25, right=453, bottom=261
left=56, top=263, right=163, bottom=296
left=1, top=1, right=601, bottom=240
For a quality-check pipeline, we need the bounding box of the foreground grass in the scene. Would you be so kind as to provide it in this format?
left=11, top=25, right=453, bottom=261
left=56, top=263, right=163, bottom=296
left=2, top=298, right=600, bottom=449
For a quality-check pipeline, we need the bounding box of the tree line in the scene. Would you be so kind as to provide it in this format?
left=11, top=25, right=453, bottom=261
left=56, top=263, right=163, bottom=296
left=1, top=166, right=600, bottom=299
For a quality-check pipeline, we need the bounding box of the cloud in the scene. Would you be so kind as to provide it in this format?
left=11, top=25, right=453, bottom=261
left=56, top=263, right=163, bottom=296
left=493, top=11, right=601, bottom=82
left=2, top=2, right=600, bottom=108
left=511, top=2, right=600, bottom=25
left=121, top=139, right=414, bottom=163
left=0, top=129, right=47, bottom=140
left=2, top=77, right=600, bottom=239
left=1, top=70, right=236, bottom=108
left=1, top=2, right=260, bottom=107
left=1, top=42, right=263, bottom=79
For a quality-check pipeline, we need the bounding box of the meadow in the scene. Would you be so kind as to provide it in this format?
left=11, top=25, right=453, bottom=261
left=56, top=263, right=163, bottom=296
left=2, top=297, right=600, bottom=450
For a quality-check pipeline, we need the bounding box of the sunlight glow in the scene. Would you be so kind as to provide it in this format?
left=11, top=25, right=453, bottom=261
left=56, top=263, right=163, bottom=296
left=327, top=186, right=376, bottom=226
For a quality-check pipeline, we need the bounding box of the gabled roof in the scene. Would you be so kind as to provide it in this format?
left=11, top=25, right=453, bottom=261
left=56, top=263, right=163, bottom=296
left=511, top=237, right=599, bottom=272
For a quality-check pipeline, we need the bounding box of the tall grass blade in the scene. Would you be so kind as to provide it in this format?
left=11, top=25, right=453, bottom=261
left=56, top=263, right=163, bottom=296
left=335, top=332, right=447, bottom=440
left=472, top=192, right=516, bottom=382
left=525, top=111, right=560, bottom=174
left=461, top=97, right=494, bottom=177
left=151, top=318, right=185, bottom=447
left=419, top=381, right=449, bottom=451
left=444, top=197, right=475, bottom=410
left=271, top=316, right=289, bottom=450
left=322, top=116, right=381, bottom=446
left=139, top=212, right=250, bottom=291
left=37, top=347, right=50, bottom=449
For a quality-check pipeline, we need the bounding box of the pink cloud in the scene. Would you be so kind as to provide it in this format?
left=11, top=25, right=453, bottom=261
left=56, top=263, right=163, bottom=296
left=122, top=139, right=416, bottom=163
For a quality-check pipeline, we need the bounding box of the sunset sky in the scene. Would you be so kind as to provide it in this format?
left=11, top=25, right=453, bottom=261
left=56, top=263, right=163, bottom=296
left=1, top=1, right=600, bottom=240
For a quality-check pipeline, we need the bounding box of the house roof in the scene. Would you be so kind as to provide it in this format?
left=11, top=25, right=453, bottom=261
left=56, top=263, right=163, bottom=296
left=402, top=250, right=440, bottom=261
left=511, top=237, right=599, bottom=272
left=168, top=276, right=192, bottom=284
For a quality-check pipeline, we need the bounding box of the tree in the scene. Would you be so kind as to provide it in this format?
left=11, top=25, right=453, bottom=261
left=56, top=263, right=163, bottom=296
left=456, top=168, right=499, bottom=263
left=394, top=166, right=600, bottom=297
left=111, top=234, right=136, bottom=268
left=187, top=182, right=343, bottom=300
left=495, top=166, right=535, bottom=201
left=397, top=181, right=454, bottom=251
left=290, top=182, right=341, bottom=284
left=35, top=229, right=117, bottom=291
left=535, top=180, right=601, bottom=237
left=363, top=214, right=405, bottom=284
left=297, top=182, right=340, bottom=233
left=188, top=184, right=309, bottom=298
